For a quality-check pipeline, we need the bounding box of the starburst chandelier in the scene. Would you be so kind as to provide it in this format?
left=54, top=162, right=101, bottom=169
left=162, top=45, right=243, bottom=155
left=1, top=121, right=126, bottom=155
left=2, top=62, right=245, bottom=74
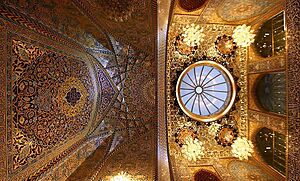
left=232, top=24, right=255, bottom=47
left=181, top=136, right=205, bottom=162
left=231, top=137, right=254, bottom=160
left=182, top=24, right=205, bottom=47
left=110, top=172, right=132, bottom=181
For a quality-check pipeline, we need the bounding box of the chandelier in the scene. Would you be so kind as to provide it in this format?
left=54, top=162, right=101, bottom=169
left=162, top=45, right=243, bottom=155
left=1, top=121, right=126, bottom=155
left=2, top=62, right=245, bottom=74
left=231, top=137, right=254, bottom=160
left=232, top=24, right=255, bottom=47
left=181, top=136, right=205, bottom=162
left=110, top=172, right=132, bottom=181
left=182, top=24, right=205, bottom=47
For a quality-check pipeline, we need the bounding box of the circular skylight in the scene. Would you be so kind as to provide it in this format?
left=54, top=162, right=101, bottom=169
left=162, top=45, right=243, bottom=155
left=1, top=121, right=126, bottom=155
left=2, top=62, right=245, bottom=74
left=176, top=61, right=236, bottom=122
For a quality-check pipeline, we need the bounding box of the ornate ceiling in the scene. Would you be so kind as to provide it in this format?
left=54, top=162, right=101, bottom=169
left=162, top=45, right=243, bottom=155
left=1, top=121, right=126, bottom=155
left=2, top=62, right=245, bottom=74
left=73, top=0, right=156, bottom=55
left=0, top=0, right=157, bottom=180
left=172, top=0, right=285, bottom=25
left=0, top=0, right=299, bottom=180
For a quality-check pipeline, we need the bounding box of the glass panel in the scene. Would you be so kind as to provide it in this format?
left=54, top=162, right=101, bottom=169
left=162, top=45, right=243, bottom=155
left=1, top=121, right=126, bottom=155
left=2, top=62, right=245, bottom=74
left=256, top=128, right=286, bottom=175
left=254, top=11, right=286, bottom=58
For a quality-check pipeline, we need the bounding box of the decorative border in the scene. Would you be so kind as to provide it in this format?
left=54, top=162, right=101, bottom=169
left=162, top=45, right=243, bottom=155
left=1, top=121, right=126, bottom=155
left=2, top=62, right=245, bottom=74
left=0, top=3, right=85, bottom=52
left=0, top=18, right=8, bottom=180
left=248, top=56, right=285, bottom=74
left=286, top=0, right=300, bottom=180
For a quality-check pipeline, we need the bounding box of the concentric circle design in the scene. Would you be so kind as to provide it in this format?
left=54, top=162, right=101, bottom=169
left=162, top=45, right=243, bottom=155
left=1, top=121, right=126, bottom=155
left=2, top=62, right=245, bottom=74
left=176, top=61, right=236, bottom=122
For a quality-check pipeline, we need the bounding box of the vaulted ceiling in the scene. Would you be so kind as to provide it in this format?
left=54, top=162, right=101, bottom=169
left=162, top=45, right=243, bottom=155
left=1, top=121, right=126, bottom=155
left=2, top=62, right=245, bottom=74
left=0, top=0, right=299, bottom=180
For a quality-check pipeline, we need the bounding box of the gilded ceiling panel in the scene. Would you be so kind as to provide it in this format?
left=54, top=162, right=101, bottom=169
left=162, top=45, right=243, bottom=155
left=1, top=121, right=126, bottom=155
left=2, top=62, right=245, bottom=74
left=4, top=0, right=112, bottom=50
left=124, top=59, right=157, bottom=123
left=228, top=160, right=275, bottom=180
left=7, top=38, right=97, bottom=180
left=75, top=0, right=155, bottom=55
left=167, top=22, right=249, bottom=178
left=173, top=0, right=284, bottom=25
left=91, top=131, right=156, bottom=181
left=217, top=0, right=281, bottom=22
left=0, top=14, right=108, bottom=179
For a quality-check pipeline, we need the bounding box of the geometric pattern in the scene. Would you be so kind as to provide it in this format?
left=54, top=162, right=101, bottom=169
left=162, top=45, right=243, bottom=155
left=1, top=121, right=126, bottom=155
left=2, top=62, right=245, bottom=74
left=9, top=39, right=96, bottom=175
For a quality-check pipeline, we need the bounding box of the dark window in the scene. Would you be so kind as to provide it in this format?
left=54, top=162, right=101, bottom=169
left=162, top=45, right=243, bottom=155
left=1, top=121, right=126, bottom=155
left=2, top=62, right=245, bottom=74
left=254, top=12, right=286, bottom=58
left=256, top=72, right=286, bottom=115
left=256, top=127, right=286, bottom=175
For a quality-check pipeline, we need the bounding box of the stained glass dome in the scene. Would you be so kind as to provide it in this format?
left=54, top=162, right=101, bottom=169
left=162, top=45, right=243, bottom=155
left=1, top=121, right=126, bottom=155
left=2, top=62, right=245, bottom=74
left=176, top=61, right=236, bottom=122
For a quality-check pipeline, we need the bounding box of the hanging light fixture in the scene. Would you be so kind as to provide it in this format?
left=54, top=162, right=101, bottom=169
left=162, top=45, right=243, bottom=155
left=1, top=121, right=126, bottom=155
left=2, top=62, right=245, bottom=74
left=110, top=171, right=132, bottom=181
left=181, top=136, right=205, bottom=162
left=232, top=24, right=255, bottom=47
left=182, top=24, right=205, bottom=47
left=231, top=137, right=254, bottom=160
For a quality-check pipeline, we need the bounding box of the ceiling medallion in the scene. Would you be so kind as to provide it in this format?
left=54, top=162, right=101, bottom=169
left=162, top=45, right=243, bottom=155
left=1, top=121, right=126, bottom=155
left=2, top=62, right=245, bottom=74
left=175, top=60, right=236, bottom=122
left=215, top=35, right=237, bottom=58
left=215, top=124, right=238, bottom=147
left=181, top=136, right=205, bottom=162
left=174, top=128, right=197, bottom=147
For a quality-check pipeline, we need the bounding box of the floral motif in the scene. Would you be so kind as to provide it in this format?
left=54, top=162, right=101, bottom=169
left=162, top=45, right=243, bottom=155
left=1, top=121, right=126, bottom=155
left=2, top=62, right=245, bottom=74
left=11, top=40, right=94, bottom=170
left=231, top=137, right=254, bottom=160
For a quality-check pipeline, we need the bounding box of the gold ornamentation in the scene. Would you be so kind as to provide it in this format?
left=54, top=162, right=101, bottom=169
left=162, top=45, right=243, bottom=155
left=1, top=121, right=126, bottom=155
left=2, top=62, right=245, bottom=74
left=56, top=77, right=88, bottom=117
left=167, top=24, right=248, bottom=178
left=182, top=24, right=205, bottom=47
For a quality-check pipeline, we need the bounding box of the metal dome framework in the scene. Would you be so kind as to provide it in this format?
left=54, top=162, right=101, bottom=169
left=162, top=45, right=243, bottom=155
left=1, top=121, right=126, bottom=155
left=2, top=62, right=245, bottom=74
left=176, top=60, right=236, bottom=122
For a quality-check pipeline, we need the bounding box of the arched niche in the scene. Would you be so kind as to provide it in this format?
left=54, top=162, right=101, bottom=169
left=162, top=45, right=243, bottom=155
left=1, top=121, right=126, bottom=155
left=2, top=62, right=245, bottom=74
left=194, top=169, right=221, bottom=181
left=178, top=0, right=208, bottom=12
left=255, top=72, right=286, bottom=115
